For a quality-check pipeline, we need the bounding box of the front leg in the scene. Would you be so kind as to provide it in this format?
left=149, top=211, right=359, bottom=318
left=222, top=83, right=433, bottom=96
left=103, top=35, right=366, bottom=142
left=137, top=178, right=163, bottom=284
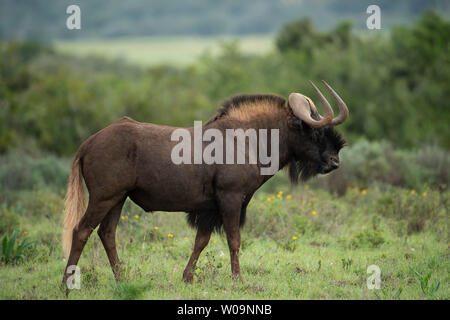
left=218, top=192, right=244, bottom=282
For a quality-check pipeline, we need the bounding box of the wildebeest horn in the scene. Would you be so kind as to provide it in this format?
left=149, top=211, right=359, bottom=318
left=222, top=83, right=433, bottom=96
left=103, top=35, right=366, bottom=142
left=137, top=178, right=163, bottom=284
left=289, top=81, right=334, bottom=128
left=321, top=80, right=349, bottom=126
left=289, top=81, right=349, bottom=128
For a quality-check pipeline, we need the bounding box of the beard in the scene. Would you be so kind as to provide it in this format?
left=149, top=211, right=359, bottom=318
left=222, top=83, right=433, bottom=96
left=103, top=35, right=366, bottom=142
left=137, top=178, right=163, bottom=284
left=288, top=160, right=320, bottom=184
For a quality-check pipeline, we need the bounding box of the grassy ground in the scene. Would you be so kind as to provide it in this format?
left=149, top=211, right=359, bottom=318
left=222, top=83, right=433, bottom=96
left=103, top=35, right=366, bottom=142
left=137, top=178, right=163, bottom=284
left=54, top=35, right=273, bottom=67
left=0, top=184, right=448, bottom=300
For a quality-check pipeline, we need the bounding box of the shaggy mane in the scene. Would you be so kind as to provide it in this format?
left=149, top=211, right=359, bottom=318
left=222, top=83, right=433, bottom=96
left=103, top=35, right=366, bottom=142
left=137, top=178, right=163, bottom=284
left=206, top=94, right=286, bottom=124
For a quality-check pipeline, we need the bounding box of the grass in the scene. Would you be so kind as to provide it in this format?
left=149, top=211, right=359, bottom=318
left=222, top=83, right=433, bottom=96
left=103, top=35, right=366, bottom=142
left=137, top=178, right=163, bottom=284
left=0, top=184, right=448, bottom=300
left=54, top=35, right=274, bottom=67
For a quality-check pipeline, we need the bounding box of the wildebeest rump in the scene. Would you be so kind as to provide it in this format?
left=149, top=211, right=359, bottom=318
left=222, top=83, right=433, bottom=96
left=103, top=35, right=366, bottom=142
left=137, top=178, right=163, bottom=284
left=62, top=80, right=348, bottom=285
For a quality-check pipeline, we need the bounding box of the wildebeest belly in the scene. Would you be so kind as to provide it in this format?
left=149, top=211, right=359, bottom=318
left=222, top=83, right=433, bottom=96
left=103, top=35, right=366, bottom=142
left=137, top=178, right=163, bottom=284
left=131, top=137, right=218, bottom=211
left=128, top=174, right=216, bottom=212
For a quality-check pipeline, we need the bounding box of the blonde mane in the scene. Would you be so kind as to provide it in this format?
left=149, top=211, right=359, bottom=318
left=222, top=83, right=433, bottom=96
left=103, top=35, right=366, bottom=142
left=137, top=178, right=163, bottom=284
left=206, top=94, right=287, bottom=124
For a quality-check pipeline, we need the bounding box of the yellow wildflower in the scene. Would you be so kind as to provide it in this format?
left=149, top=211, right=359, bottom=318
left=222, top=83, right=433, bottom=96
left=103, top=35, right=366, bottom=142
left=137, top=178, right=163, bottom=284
left=154, top=226, right=159, bottom=230
left=24, top=231, right=28, bottom=235
left=312, top=210, right=317, bottom=215
left=292, top=236, right=297, bottom=240
left=286, top=194, right=292, bottom=200
left=168, top=233, right=174, bottom=238
left=135, top=215, right=139, bottom=219
left=213, top=241, right=217, bottom=244
left=184, top=237, right=188, bottom=240
left=361, top=189, right=367, bottom=195
left=410, top=189, right=416, bottom=195
left=422, top=192, right=427, bottom=197
left=267, top=197, right=272, bottom=202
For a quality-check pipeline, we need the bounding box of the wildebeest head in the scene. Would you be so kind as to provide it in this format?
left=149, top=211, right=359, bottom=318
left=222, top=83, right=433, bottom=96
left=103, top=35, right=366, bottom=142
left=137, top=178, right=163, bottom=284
left=287, top=80, right=348, bottom=183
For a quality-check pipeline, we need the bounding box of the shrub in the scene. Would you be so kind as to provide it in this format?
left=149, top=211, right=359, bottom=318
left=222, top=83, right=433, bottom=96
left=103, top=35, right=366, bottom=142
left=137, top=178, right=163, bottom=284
left=350, top=228, right=385, bottom=248
left=0, top=205, right=20, bottom=235
left=1, top=230, right=35, bottom=265
left=0, top=150, right=68, bottom=202
left=316, top=140, right=449, bottom=194
left=416, top=145, right=449, bottom=186
left=375, top=187, right=445, bottom=234
left=20, top=189, right=64, bottom=218
left=2, top=12, right=450, bottom=155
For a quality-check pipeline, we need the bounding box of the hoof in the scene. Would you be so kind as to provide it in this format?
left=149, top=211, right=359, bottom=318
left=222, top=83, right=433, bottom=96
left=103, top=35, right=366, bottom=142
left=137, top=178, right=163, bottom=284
left=232, top=273, right=245, bottom=283
left=182, top=271, right=194, bottom=284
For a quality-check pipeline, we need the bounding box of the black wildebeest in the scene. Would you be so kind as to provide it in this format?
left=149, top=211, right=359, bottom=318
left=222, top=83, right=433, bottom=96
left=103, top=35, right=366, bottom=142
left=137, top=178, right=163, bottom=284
left=62, top=80, right=348, bottom=286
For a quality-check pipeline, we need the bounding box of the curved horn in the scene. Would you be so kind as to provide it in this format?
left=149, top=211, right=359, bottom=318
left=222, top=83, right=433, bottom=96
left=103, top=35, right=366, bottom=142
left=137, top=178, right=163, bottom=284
left=289, top=80, right=334, bottom=129
left=289, top=93, right=333, bottom=129
left=322, top=80, right=349, bottom=126
left=303, top=96, right=319, bottom=115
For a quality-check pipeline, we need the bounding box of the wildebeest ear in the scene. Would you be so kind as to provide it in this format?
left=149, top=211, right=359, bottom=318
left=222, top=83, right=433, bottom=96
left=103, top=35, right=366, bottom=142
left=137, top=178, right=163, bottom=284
left=288, top=118, right=303, bottom=129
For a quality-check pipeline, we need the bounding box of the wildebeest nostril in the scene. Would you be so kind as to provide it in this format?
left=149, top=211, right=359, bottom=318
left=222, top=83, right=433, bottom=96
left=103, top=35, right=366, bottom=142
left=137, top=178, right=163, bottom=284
left=330, top=159, right=339, bottom=168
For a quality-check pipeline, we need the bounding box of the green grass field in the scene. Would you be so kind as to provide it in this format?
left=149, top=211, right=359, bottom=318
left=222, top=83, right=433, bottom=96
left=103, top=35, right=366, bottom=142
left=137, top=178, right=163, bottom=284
left=0, top=183, right=448, bottom=300
left=54, top=36, right=274, bottom=67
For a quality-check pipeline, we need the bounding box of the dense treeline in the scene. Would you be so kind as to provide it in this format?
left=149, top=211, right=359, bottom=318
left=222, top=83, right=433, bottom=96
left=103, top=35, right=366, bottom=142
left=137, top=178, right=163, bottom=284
left=1, top=11, right=449, bottom=158
left=1, top=0, right=448, bottom=40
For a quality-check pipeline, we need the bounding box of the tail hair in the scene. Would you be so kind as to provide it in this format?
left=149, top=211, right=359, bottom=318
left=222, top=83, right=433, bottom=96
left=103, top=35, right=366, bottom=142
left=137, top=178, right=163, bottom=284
left=62, top=155, right=85, bottom=258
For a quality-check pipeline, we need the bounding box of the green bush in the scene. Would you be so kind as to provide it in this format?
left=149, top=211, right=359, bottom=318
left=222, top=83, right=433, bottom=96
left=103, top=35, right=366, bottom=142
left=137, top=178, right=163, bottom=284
left=350, top=228, right=385, bottom=248
left=1, top=12, right=450, bottom=156
left=0, top=205, right=20, bottom=235
left=0, top=150, right=68, bottom=200
left=20, top=189, right=65, bottom=219
left=1, top=230, right=35, bottom=265
left=375, top=187, right=446, bottom=235
left=316, top=140, right=449, bottom=193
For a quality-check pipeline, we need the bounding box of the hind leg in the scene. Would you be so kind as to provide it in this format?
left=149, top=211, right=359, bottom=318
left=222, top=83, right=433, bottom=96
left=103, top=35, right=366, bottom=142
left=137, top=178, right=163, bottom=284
left=62, top=195, right=124, bottom=289
left=97, top=198, right=126, bottom=280
left=183, top=228, right=211, bottom=283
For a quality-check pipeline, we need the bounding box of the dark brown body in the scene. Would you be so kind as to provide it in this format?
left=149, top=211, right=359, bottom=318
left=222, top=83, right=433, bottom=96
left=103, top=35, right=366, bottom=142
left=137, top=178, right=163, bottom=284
left=83, top=116, right=279, bottom=213
left=62, top=92, right=347, bottom=287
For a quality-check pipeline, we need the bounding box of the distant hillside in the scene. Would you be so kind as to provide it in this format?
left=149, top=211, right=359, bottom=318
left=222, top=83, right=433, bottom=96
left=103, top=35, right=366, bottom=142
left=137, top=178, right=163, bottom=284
left=1, top=0, right=449, bottom=40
